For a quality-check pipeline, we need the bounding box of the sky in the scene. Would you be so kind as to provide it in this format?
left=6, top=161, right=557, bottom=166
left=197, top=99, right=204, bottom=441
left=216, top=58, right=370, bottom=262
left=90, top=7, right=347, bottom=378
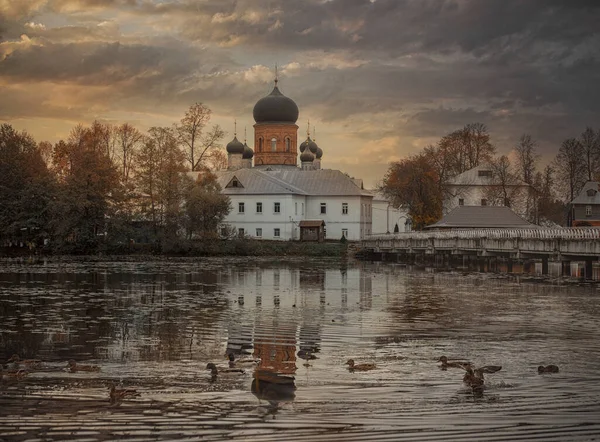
left=1, top=0, right=599, bottom=188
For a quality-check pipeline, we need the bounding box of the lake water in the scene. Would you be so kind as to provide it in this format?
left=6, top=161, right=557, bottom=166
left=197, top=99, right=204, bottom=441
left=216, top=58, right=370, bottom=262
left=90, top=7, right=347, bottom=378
left=1, top=257, right=600, bottom=441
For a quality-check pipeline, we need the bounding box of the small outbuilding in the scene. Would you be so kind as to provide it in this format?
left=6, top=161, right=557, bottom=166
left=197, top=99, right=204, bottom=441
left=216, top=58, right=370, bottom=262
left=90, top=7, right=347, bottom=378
left=299, top=220, right=326, bottom=242
left=569, top=181, right=600, bottom=227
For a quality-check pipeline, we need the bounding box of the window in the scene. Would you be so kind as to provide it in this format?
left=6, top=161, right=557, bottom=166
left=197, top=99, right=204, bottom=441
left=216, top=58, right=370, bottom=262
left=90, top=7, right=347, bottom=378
left=295, top=202, right=297, bottom=215
left=256, top=228, right=262, bottom=237
left=238, top=228, right=244, bottom=237
left=285, top=137, right=291, bottom=152
left=320, top=203, right=327, bottom=214
left=271, top=137, right=277, bottom=152
left=232, top=178, right=239, bottom=188
left=587, top=189, right=597, bottom=197
left=342, top=228, right=348, bottom=239
left=256, top=202, right=262, bottom=213
left=238, top=202, right=245, bottom=213
left=274, top=202, right=281, bottom=213
left=258, top=138, right=263, bottom=152
left=301, top=203, right=304, bottom=215
left=481, top=199, right=488, bottom=206
left=586, top=205, right=592, bottom=216
left=274, top=228, right=280, bottom=237
left=342, top=203, right=348, bottom=215
left=220, top=227, right=227, bottom=237
left=478, top=170, right=492, bottom=177
left=458, top=198, right=464, bottom=206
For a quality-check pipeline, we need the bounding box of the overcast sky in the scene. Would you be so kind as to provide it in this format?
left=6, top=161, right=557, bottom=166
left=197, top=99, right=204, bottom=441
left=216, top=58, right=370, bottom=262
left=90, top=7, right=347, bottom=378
left=1, top=0, right=599, bottom=187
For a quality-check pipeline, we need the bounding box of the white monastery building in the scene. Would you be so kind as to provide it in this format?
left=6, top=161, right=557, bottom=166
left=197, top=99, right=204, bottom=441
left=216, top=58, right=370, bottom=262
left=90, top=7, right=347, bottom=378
left=211, top=78, right=401, bottom=241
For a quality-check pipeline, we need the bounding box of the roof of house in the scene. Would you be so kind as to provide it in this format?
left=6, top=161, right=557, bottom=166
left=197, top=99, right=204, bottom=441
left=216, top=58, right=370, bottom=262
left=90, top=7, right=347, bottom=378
left=571, top=181, right=600, bottom=205
left=214, top=168, right=372, bottom=197
left=448, top=163, right=529, bottom=188
left=425, top=205, right=538, bottom=229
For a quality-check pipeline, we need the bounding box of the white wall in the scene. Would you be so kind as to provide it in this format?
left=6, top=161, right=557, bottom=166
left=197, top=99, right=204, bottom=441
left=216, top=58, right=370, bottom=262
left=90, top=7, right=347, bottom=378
left=372, top=200, right=410, bottom=234
left=304, top=195, right=367, bottom=240
left=224, top=194, right=296, bottom=240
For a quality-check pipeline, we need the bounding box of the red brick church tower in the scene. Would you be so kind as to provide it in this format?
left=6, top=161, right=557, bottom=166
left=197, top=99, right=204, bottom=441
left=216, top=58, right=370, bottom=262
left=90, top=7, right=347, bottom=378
left=252, top=76, right=299, bottom=167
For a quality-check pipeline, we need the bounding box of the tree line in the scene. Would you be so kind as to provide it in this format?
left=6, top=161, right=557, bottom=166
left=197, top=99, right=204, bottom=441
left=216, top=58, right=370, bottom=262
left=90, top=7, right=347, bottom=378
left=380, top=124, right=600, bottom=229
left=0, top=103, right=231, bottom=253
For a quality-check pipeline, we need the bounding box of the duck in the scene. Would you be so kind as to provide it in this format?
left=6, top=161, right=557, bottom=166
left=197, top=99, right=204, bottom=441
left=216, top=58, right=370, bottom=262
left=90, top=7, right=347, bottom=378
left=0, top=366, right=28, bottom=381
left=227, top=353, right=260, bottom=368
left=109, top=383, right=140, bottom=405
left=206, top=362, right=245, bottom=376
left=345, top=359, right=376, bottom=371
left=6, top=354, right=42, bottom=370
left=458, top=363, right=502, bottom=393
left=67, top=359, right=101, bottom=373
left=538, top=364, right=559, bottom=374
left=438, top=355, right=471, bottom=369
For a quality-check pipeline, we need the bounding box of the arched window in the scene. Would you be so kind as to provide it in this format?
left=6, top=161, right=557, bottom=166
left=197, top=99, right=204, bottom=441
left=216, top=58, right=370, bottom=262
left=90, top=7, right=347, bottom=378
left=271, top=138, right=277, bottom=152
left=258, top=138, right=263, bottom=152
left=285, top=137, right=291, bottom=152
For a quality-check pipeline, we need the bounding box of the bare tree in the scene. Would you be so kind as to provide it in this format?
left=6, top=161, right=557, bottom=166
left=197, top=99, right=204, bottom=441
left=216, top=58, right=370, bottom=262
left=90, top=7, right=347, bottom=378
left=175, top=103, right=225, bottom=171
left=579, top=127, right=600, bottom=181
left=483, top=155, right=525, bottom=209
left=115, top=123, right=143, bottom=185
left=514, top=134, right=539, bottom=185
left=553, top=138, right=586, bottom=202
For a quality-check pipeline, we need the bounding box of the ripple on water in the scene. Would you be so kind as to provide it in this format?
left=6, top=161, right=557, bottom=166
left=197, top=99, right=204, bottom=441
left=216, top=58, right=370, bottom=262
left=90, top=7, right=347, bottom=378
left=1, top=257, right=600, bottom=441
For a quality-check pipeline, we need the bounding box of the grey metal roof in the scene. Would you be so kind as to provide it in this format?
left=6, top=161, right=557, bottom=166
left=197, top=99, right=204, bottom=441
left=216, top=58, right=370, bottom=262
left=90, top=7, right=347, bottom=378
left=426, top=205, right=537, bottom=229
left=571, top=181, right=600, bottom=205
left=448, top=163, right=528, bottom=187
left=215, top=168, right=372, bottom=197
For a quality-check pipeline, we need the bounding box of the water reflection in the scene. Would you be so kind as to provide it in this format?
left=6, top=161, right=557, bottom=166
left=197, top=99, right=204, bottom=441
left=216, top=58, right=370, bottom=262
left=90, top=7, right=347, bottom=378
left=1, top=258, right=600, bottom=441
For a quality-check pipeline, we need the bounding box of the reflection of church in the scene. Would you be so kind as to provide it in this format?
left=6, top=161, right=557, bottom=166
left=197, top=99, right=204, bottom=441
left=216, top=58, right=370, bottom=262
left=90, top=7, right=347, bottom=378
left=212, top=76, right=381, bottom=241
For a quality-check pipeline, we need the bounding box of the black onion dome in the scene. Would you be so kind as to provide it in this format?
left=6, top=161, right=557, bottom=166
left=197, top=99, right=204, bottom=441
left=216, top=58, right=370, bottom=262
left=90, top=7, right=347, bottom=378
left=316, top=146, right=323, bottom=159
left=300, top=150, right=314, bottom=162
left=226, top=136, right=244, bottom=154
left=308, top=139, right=318, bottom=154
left=299, top=138, right=310, bottom=153
left=242, top=142, right=254, bottom=159
left=253, top=86, right=299, bottom=123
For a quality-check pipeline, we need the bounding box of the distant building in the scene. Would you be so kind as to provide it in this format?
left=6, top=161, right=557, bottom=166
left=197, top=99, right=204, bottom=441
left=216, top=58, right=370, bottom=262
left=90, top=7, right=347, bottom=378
left=370, top=191, right=411, bottom=234
left=569, top=181, right=600, bottom=227
left=196, top=77, right=397, bottom=241
left=425, top=205, right=538, bottom=230
left=444, top=164, right=532, bottom=220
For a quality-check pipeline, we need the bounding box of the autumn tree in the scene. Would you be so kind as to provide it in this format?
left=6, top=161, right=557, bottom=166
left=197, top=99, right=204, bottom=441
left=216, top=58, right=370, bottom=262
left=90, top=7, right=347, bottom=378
left=435, top=123, right=496, bottom=177
left=50, top=124, right=123, bottom=251
left=379, top=154, right=442, bottom=229
left=0, top=124, right=55, bottom=244
left=579, top=127, right=600, bottom=181
left=184, top=171, right=231, bottom=239
left=176, top=103, right=225, bottom=171
left=136, top=127, right=189, bottom=239
left=553, top=138, right=586, bottom=202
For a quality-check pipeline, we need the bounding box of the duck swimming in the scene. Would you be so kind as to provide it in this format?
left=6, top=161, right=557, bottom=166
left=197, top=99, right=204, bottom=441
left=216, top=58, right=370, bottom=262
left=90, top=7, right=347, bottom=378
left=438, top=356, right=471, bottom=369
left=538, top=364, right=559, bottom=374
left=457, top=363, right=502, bottom=393
left=6, top=354, right=42, bottom=370
left=0, top=366, right=28, bottom=381
left=109, top=383, right=140, bottom=405
left=67, top=360, right=101, bottom=373
left=206, top=362, right=245, bottom=376
left=345, top=359, right=376, bottom=371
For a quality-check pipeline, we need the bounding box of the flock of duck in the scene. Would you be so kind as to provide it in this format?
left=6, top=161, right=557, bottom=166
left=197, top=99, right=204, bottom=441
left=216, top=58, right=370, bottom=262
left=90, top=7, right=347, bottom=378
left=2, top=352, right=561, bottom=405
left=1, top=354, right=139, bottom=405
left=345, top=355, right=559, bottom=395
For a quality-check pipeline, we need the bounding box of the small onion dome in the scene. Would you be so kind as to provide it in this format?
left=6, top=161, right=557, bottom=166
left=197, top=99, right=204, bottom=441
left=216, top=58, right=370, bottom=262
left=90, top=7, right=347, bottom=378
left=253, top=85, right=299, bottom=124
left=300, top=149, right=314, bottom=162
left=242, top=142, right=254, bottom=159
left=226, top=136, right=244, bottom=154
left=316, top=146, right=323, bottom=159
left=299, top=136, right=318, bottom=153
